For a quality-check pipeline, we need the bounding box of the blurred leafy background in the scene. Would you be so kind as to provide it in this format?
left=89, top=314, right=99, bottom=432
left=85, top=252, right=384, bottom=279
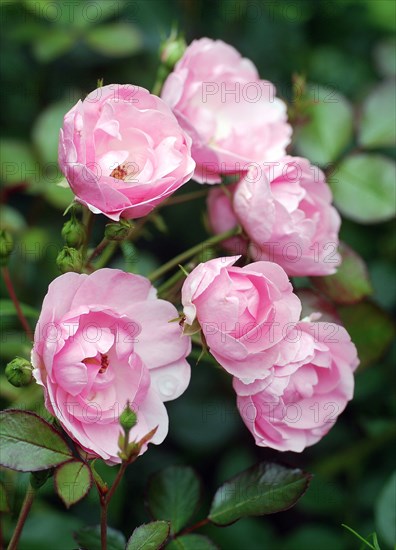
left=0, top=0, right=395, bottom=548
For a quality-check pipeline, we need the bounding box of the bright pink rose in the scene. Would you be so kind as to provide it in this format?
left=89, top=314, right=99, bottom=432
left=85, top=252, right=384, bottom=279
left=234, top=320, right=359, bottom=452
left=59, top=84, right=195, bottom=220
left=181, top=256, right=301, bottom=379
left=207, top=156, right=341, bottom=276
left=31, top=269, right=191, bottom=464
left=161, top=38, right=292, bottom=184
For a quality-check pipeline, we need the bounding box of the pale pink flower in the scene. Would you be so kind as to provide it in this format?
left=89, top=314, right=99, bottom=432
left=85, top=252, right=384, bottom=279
left=181, top=256, right=301, bottom=379
left=161, top=38, right=291, bottom=183
left=59, top=85, right=195, bottom=220
left=32, top=269, right=191, bottom=464
left=235, top=320, right=359, bottom=452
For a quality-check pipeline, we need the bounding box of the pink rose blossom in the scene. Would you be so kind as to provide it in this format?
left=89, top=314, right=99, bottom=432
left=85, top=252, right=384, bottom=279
left=235, top=320, right=359, bottom=452
left=161, top=38, right=292, bottom=184
left=181, top=256, right=301, bottom=379
left=207, top=156, right=341, bottom=276
left=31, top=269, right=191, bottom=464
left=59, top=84, right=195, bottom=221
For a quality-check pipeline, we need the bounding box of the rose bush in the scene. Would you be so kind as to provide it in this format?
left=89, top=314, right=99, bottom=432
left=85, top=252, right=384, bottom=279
left=234, top=320, right=359, bottom=452
left=181, top=256, right=301, bottom=380
left=31, top=269, right=191, bottom=463
left=207, top=156, right=341, bottom=276
left=59, top=84, right=195, bottom=220
left=161, top=38, right=291, bottom=183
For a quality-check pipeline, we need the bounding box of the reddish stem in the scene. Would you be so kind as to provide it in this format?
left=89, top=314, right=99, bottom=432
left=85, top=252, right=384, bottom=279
left=178, top=518, right=210, bottom=537
left=7, top=486, right=35, bottom=550
left=1, top=267, right=34, bottom=341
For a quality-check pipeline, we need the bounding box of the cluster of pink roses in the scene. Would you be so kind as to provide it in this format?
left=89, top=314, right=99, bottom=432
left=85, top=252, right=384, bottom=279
left=32, top=38, right=358, bottom=464
left=181, top=257, right=358, bottom=452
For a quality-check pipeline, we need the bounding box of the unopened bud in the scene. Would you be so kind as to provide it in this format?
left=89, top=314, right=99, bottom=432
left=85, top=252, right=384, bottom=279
left=0, top=229, right=14, bottom=266
left=119, top=402, right=137, bottom=433
left=160, top=32, right=186, bottom=70
left=61, top=212, right=86, bottom=248
left=56, top=247, right=83, bottom=273
left=104, top=219, right=133, bottom=241
left=5, top=357, right=33, bottom=387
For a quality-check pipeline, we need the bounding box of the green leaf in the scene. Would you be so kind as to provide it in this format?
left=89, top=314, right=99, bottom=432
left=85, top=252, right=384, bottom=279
left=208, top=462, right=312, bottom=526
left=0, top=481, right=10, bottom=513
left=0, top=410, right=73, bottom=472
left=338, top=301, right=395, bottom=368
left=331, top=154, right=396, bottom=223
left=147, top=466, right=201, bottom=535
left=32, top=99, right=75, bottom=165
left=54, top=460, right=92, bottom=508
left=311, top=242, right=372, bottom=304
left=0, top=139, right=37, bottom=187
left=375, top=471, right=396, bottom=547
left=85, top=23, right=143, bottom=57
left=0, top=299, right=39, bottom=319
left=359, top=81, right=396, bottom=148
left=166, top=535, right=218, bottom=550
left=32, top=29, right=75, bottom=63
left=126, top=521, right=170, bottom=550
left=74, top=526, right=126, bottom=550
left=293, top=85, right=353, bottom=165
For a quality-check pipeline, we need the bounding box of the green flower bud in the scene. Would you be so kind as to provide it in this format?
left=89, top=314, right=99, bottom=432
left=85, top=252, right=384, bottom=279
left=119, top=402, right=137, bottom=433
left=104, top=219, right=133, bottom=242
left=61, top=212, right=86, bottom=248
left=0, top=229, right=14, bottom=267
left=56, top=246, right=83, bottom=273
left=5, top=357, right=33, bottom=387
left=160, top=31, right=186, bottom=70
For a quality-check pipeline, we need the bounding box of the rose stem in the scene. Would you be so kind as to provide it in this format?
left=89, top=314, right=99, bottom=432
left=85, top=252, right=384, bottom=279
left=161, top=189, right=209, bottom=207
left=85, top=238, right=109, bottom=266
left=178, top=517, right=210, bottom=537
left=1, top=267, right=34, bottom=341
left=99, top=495, right=107, bottom=550
left=81, top=208, right=95, bottom=260
left=7, top=485, right=35, bottom=550
left=96, top=461, right=128, bottom=550
left=148, top=226, right=241, bottom=283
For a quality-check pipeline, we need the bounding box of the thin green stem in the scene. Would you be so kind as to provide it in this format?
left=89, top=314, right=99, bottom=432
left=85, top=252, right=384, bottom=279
left=94, top=242, right=119, bottom=269
left=162, top=189, right=209, bottom=207
left=157, top=266, right=186, bottom=297
left=152, top=64, right=169, bottom=96
left=7, top=485, right=35, bottom=550
left=148, top=227, right=241, bottom=283
left=86, top=238, right=109, bottom=266
left=341, top=524, right=376, bottom=550
left=1, top=267, right=34, bottom=341
left=82, top=209, right=95, bottom=260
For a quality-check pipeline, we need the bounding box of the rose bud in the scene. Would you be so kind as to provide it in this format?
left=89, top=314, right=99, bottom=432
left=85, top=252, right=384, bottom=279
left=105, top=219, right=133, bottom=242
left=5, top=357, right=33, bottom=387
left=56, top=246, right=83, bottom=274
left=160, top=31, right=187, bottom=70
left=61, top=211, right=86, bottom=249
